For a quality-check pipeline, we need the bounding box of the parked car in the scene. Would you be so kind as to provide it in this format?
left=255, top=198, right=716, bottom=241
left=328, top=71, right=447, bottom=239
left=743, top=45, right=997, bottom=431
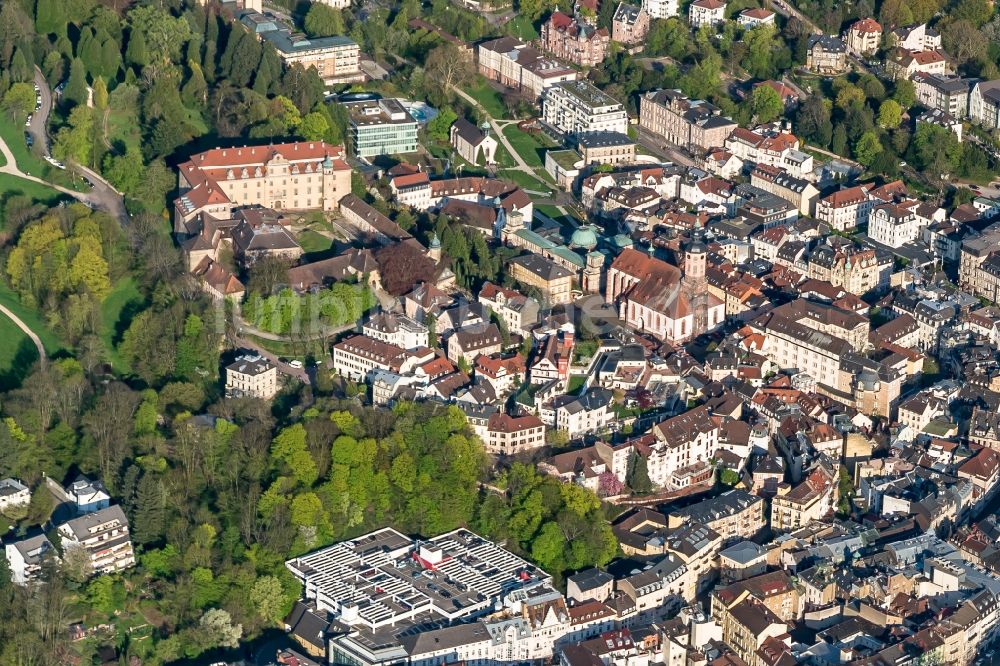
left=288, top=360, right=303, bottom=369
left=24, top=114, right=31, bottom=127
left=24, top=132, right=33, bottom=147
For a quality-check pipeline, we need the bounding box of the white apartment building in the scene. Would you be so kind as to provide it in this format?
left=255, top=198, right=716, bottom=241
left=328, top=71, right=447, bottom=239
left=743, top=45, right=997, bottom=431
left=363, top=312, right=430, bottom=350
left=225, top=354, right=279, bottom=400
left=643, top=0, right=678, bottom=18
left=332, top=335, right=435, bottom=382
left=970, top=80, right=1000, bottom=130
left=554, top=388, right=615, bottom=437
left=771, top=466, right=838, bottom=532
left=5, top=534, right=55, bottom=585
left=748, top=300, right=867, bottom=389
left=65, top=476, right=112, bottom=515
left=648, top=405, right=721, bottom=489
left=57, top=505, right=136, bottom=576
left=688, top=0, right=726, bottom=28
left=543, top=80, right=629, bottom=136
left=0, top=478, right=30, bottom=512
left=814, top=185, right=875, bottom=231
left=869, top=203, right=921, bottom=248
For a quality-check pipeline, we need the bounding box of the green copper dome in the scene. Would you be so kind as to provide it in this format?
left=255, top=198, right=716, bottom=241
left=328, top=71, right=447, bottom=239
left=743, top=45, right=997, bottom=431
left=570, top=225, right=598, bottom=250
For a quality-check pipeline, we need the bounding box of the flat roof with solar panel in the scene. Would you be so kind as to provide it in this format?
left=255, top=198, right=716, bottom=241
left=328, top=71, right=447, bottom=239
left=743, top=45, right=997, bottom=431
left=286, top=527, right=550, bottom=634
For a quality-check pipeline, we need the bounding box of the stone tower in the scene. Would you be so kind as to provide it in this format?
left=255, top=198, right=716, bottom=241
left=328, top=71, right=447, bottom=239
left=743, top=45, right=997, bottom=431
left=682, top=229, right=709, bottom=339
left=583, top=251, right=603, bottom=294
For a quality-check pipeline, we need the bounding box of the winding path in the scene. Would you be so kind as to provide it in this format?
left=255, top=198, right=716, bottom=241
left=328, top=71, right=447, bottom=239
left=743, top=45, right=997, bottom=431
left=0, top=303, right=46, bottom=369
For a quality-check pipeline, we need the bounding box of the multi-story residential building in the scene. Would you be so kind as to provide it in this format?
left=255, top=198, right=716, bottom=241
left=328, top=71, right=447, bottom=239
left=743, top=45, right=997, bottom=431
left=688, top=0, right=726, bottom=28
left=716, top=596, right=788, bottom=666
left=663, top=523, right=723, bottom=600
left=509, top=253, right=575, bottom=305
left=478, top=412, right=547, bottom=455
left=737, top=7, right=775, bottom=27
left=869, top=202, right=921, bottom=248
left=724, top=127, right=814, bottom=179
left=806, top=242, right=889, bottom=295
left=845, top=18, right=882, bottom=56
left=530, top=329, right=575, bottom=387
left=612, top=3, right=650, bottom=45
left=543, top=80, right=629, bottom=136
left=713, top=571, right=803, bottom=624
left=912, top=72, right=976, bottom=118
left=642, top=0, right=678, bottom=19
left=363, top=312, right=430, bottom=350
left=0, top=478, right=30, bottom=512
left=451, top=118, right=498, bottom=166
left=718, top=542, right=768, bottom=584
left=891, top=23, right=941, bottom=50
left=239, top=12, right=362, bottom=84
left=748, top=299, right=869, bottom=389
left=66, top=477, right=111, bottom=515
left=806, top=35, right=847, bottom=74
left=56, top=505, right=136, bottom=576
left=638, top=89, right=737, bottom=153
left=342, top=97, right=420, bottom=157
left=174, top=141, right=352, bottom=227
left=647, top=405, right=722, bottom=488
left=887, top=49, right=947, bottom=80
left=447, top=324, right=503, bottom=365
left=959, top=223, right=1000, bottom=300
left=771, top=465, right=838, bottom=532
left=225, top=354, right=279, bottom=399
left=554, top=387, right=615, bottom=437
left=332, top=335, right=435, bottom=382
left=814, top=185, right=875, bottom=231
left=749, top=165, right=819, bottom=216
left=970, top=79, right=1000, bottom=129
left=540, top=12, right=610, bottom=67
left=478, top=282, right=540, bottom=334
left=389, top=171, right=433, bottom=210
left=668, top=489, right=766, bottom=545
left=474, top=353, right=527, bottom=396
left=476, top=37, right=578, bottom=101
left=5, top=534, right=54, bottom=585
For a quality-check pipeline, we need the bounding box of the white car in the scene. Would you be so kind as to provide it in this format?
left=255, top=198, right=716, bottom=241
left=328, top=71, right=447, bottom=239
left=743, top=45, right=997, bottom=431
left=24, top=115, right=31, bottom=127
left=288, top=359, right=303, bottom=369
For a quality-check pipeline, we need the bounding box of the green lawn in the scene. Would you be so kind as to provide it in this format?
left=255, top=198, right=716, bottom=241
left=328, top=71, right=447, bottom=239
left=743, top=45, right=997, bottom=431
left=106, top=106, right=143, bottom=154
left=499, top=169, right=550, bottom=193
left=0, top=116, right=84, bottom=190
left=0, top=314, right=38, bottom=390
left=0, top=116, right=48, bottom=178
left=567, top=375, right=586, bottom=394
left=501, top=124, right=555, bottom=169
left=0, top=282, right=64, bottom=356
left=466, top=78, right=508, bottom=120
left=505, top=15, right=540, bottom=40
left=299, top=229, right=334, bottom=256
left=100, top=277, right=144, bottom=373
left=0, top=174, right=66, bottom=218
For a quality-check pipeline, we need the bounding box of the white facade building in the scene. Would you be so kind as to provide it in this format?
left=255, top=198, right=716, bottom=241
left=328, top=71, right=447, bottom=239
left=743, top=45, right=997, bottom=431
left=543, top=81, right=629, bottom=136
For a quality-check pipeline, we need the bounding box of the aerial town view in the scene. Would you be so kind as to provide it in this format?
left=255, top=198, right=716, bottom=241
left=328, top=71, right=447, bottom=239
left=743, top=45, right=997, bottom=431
left=5, top=0, right=1000, bottom=663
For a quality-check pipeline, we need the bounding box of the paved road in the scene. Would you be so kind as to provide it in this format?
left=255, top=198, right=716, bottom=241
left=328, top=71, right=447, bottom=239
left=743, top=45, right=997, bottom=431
left=767, top=0, right=821, bottom=34
left=634, top=126, right=697, bottom=167
left=30, top=72, right=130, bottom=226
left=0, top=133, right=128, bottom=224
left=27, top=67, right=52, bottom=156
left=0, top=303, right=47, bottom=369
